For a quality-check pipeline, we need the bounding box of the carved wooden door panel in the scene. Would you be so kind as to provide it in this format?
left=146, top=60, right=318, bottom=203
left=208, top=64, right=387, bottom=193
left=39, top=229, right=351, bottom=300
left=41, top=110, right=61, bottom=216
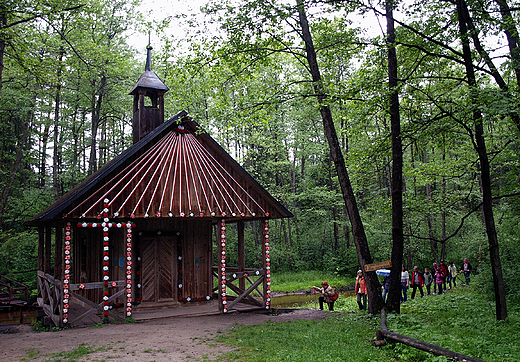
left=141, top=235, right=176, bottom=303
left=157, top=237, right=175, bottom=301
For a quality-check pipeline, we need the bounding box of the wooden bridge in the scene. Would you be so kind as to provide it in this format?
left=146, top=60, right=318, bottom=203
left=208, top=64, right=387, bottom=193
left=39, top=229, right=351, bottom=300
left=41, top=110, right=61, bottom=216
left=0, top=274, right=29, bottom=307
left=0, top=274, right=32, bottom=324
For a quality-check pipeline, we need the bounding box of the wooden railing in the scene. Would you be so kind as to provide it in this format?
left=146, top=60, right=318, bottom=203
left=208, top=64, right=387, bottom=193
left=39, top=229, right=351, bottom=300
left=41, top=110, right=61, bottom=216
left=212, top=267, right=266, bottom=310
left=36, top=271, right=62, bottom=326
left=0, top=274, right=29, bottom=305
left=37, top=271, right=128, bottom=327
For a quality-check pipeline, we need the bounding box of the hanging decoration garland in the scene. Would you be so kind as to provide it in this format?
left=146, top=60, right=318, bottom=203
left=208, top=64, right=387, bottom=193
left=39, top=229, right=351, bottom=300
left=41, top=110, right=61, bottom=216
left=62, top=222, right=72, bottom=325
left=220, top=219, right=227, bottom=312
left=264, top=217, right=271, bottom=310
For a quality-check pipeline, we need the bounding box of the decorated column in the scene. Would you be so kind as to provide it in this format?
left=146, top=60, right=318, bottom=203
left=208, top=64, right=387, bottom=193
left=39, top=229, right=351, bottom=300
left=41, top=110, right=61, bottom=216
left=220, top=219, right=227, bottom=312
left=62, top=222, right=72, bottom=325
left=125, top=222, right=134, bottom=318
left=263, top=216, right=271, bottom=310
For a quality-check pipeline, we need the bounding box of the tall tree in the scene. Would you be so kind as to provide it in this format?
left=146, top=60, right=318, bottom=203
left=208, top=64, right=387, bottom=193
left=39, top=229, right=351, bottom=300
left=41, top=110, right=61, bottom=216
left=385, top=0, right=404, bottom=313
left=295, top=0, right=383, bottom=314
left=455, top=0, right=507, bottom=320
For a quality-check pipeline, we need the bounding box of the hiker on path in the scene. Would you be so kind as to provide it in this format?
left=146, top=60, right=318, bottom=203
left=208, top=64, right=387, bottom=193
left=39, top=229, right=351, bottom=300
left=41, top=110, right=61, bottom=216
left=424, top=267, right=433, bottom=295
left=411, top=266, right=425, bottom=299
left=401, top=265, right=410, bottom=303
left=440, top=261, right=449, bottom=292
left=355, top=270, right=367, bottom=310
left=460, top=258, right=473, bottom=285
left=448, top=261, right=458, bottom=289
left=435, top=265, right=445, bottom=295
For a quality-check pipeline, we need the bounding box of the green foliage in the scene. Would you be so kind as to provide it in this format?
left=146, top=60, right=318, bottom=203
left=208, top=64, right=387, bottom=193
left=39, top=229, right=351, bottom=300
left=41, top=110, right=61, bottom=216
left=0, top=230, right=39, bottom=294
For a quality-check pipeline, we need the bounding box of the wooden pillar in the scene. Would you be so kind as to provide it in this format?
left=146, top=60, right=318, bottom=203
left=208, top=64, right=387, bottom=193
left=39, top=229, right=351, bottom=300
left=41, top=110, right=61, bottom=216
left=216, top=223, right=223, bottom=312
left=261, top=219, right=267, bottom=307
left=45, top=226, right=52, bottom=274
left=237, top=221, right=245, bottom=291
left=38, top=226, right=45, bottom=271
left=54, top=224, right=63, bottom=280
left=159, top=92, right=165, bottom=121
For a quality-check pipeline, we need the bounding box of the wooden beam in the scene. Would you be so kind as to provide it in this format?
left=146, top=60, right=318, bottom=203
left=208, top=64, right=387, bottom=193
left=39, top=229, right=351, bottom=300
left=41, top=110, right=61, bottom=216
left=44, top=226, right=52, bottom=274
left=225, top=280, right=263, bottom=307
left=54, top=225, right=63, bottom=281
left=70, top=288, right=125, bottom=326
left=38, top=227, right=44, bottom=271
left=226, top=275, right=264, bottom=310
left=379, top=309, right=485, bottom=362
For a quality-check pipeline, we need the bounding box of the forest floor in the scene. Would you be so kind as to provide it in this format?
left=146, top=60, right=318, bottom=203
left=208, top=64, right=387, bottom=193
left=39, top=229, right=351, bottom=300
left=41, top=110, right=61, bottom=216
left=0, top=308, right=329, bottom=361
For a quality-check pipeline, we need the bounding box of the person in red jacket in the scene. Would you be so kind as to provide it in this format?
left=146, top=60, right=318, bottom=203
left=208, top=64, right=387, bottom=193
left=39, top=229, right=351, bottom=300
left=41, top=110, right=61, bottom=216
left=411, top=266, right=425, bottom=299
left=355, top=270, right=367, bottom=310
left=440, top=261, right=449, bottom=293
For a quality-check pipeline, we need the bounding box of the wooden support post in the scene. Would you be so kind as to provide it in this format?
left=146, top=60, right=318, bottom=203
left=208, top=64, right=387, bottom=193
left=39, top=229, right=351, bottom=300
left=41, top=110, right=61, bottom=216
left=38, top=226, right=44, bottom=272
left=238, top=221, right=245, bottom=291
left=216, top=223, right=223, bottom=312
left=45, top=226, right=52, bottom=274
left=54, top=224, right=63, bottom=280
left=261, top=219, right=269, bottom=309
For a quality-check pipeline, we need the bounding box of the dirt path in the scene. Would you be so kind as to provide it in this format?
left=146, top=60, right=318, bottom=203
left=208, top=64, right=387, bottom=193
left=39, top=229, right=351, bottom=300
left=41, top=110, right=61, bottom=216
left=0, top=309, right=329, bottom=361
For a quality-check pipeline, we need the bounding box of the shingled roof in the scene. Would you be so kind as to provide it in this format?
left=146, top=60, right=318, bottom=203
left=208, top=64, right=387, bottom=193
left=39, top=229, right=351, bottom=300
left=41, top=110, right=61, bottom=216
left=26, top=111, right=292, bottom=226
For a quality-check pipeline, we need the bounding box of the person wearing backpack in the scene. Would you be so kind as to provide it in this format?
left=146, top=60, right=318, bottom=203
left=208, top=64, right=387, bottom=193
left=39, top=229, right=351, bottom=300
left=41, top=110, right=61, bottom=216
left=312, top=281, right=337, bottom=311
left=355, top=270, right=367, bottom=310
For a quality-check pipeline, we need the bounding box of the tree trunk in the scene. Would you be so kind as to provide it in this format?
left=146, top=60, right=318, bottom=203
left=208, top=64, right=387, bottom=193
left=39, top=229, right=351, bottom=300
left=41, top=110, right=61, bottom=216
left=0, top=108, right=33, bottom=227
left=425, top=150, right=438, bottom=263
left=53, top=46, right=64, bottom=201
left=296, top=0, right=383, bottom=314
left=456, top=0, right=507, bottom=320
left=88, top=75, right=106, bottom=175
left=385, top=0, right=405, bottom=314
left=0, top=9, right=5, bottom=99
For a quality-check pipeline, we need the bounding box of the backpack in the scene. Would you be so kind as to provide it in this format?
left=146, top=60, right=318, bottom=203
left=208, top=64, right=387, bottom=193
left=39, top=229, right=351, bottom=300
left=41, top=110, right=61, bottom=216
left=330, top=289, right=339, bottom=301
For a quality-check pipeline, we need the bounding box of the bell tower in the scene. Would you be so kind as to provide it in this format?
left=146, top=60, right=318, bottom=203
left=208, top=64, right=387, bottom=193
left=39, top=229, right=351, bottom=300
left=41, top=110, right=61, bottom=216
left=129, top=44, right=169, bottom=144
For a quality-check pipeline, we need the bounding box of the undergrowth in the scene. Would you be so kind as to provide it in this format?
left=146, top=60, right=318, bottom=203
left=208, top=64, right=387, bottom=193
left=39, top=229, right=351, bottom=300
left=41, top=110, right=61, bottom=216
left=216, top=282, right=519, bottom=362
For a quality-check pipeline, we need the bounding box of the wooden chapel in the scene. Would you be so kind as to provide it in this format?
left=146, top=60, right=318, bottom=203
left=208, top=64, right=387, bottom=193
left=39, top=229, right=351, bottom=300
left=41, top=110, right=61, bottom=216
left=26, top=46, right=293, bottom=327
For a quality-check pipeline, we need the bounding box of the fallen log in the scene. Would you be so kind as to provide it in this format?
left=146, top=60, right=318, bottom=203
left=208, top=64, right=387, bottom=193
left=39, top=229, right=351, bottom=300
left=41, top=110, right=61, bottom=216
left=378, top=309, right=486, bottom=362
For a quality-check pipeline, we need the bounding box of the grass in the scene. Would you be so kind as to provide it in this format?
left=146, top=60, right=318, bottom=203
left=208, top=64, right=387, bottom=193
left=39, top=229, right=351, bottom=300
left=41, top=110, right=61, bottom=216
left=215, top=313, right=393, bottom=361
left=214, top=274, right=520, bottom=362
left=270, top=270, right=353, bottom=292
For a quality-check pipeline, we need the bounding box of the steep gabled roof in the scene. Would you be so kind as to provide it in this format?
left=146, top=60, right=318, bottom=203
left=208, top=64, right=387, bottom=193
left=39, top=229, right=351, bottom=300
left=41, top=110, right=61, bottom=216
left=26, top=111, right=292, bottom=226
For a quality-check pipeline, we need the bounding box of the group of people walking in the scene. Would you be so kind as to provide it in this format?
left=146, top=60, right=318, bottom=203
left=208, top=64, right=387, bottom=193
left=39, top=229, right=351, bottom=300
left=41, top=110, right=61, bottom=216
left=395, top=258, right=473, bottom=302
left=312, top=258, right=473, bottom=311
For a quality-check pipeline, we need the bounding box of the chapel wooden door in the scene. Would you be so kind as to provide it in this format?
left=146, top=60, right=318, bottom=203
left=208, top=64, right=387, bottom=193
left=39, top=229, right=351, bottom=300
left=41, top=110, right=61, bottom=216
left=141, top=234, right=177, bottom=303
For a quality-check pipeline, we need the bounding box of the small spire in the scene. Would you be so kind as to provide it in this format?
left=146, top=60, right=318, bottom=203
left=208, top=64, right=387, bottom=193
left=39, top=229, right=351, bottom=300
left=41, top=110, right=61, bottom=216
left=145, top=33, right=152, bottom=71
